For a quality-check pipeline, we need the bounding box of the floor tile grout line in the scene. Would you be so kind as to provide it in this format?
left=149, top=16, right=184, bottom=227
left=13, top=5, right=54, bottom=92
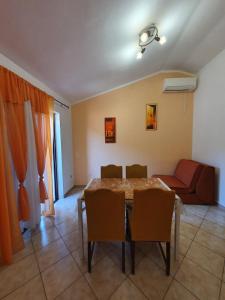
left=128, top=276, right=150, bottom=299
left=32, top=236, right=62, bottom=253
left=168, top=228, right=194, bottom=278
left=38, top=218, right=83, bottom=297
left=174, top=226, right=201, bottom=300
left=52, top=217, right=100, bottom=299
left=9, top=242, right=35, bottom=265
left=174, top=222, right=222, bottom=300
left=185, top=254, right=224, bottom=281
left=84, top=253, right=129, bottom=300
left=185, top=211, right=225, bottom=275
left=169, top=278, right=202, bottom=300
left=85, top=252, right=129, bottom=299
left=188, top=235, right=225, bottom=257
left=203, top=214, right=225, bottom=228
left=126, top=249, right=171, bottom=300
left=53, top=274, right=93, bottom=300
left=199, top=226, right=225, bottom=241
left=184, top=204, right=209, bottom=214
left=31, top=231, right=49, bottom=300
left=219, top=261, right=225, bottom=299
left=192, top=235, right=225, bottom=258
left=181, top=209, right=205, bottom=228
left=82, top=274, right=99, bottom=300
left=166, top=224, right=201, bottom=300
left=199, top=220, right=225, bottom=241
left=36, top=240, right=70, bottom=272
left=108, top=277, right=128, bottom=299
left=0, top=273, right=42, bottom=300
left=48, top=220, right=82, bottom=299
left=125, top=277, right=149, bottom=299
left=0, top=240, right=41, bottom=299
left=40, top=217, right=89, bottom=299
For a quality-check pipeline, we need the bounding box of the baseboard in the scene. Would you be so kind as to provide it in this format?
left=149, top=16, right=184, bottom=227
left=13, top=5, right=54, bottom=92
left=64, top=185, right=86, bottom=197
left=217, top=202, right=225, bottom=209
left=74, top=184, right=86, bottom=189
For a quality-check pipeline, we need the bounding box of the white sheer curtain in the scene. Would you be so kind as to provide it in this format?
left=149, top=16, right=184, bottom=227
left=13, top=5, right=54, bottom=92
left=24, top=101, right=40, bottom=229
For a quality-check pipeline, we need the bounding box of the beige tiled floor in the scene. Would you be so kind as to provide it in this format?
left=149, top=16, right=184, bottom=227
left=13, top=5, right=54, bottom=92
left=0, top=189, right=225, bottom=299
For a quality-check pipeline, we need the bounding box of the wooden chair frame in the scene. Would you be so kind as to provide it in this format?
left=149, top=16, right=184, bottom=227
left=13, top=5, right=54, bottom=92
left=88, top=241, right=125, bottom=273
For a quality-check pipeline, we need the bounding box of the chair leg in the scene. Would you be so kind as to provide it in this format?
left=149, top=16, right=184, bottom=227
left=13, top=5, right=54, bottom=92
left=126, top=210, right=129, bottom=239
left=166, top=242, right=170, bottom=276
left=130, top=241, right=135, bottom=274
left=88, top=241, right=92, bottom=273
left=122, top=242, right=125, bottom=273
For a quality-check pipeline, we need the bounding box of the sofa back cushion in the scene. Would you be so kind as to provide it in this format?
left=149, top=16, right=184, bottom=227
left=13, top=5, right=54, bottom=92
left=175, top=159, right=203, bottom=191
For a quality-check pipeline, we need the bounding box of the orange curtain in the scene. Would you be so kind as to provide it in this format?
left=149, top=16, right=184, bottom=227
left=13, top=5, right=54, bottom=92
left=0, top=66, right=55, bottom=264
left=0, top=97, right=24, bottom=264
left=32, top=97, right=55, bottom=215
left=0, top=65, right=55, bottom=217
left=33, top=109, right=48, bottom=202
left=4, top=102, right=30, bottom=221
left=44, top=99, right=54, bottom=215
left=0, top=66, right=52, bottom=113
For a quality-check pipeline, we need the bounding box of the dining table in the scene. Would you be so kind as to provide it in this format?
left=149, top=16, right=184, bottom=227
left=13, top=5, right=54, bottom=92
left=77, top=177, right=182, bottom=260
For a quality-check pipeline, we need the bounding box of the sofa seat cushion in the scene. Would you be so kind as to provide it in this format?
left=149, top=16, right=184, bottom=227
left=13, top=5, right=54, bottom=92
left=174, top=159, right=203, bottom=192
left=154, top=175, right=191, bottom=194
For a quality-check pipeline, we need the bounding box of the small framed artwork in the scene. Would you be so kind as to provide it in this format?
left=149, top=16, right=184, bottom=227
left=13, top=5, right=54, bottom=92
left=105, top=117, right=116, bottom=143
left=146, top=104, right=158, bottom=130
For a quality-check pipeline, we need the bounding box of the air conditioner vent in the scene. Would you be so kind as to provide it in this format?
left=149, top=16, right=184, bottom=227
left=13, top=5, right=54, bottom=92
left=163, top=77, right=197, bottom=92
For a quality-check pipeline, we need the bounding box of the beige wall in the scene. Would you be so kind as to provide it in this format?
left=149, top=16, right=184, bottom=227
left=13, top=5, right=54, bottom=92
left=72, top=72, right=194, bottom=185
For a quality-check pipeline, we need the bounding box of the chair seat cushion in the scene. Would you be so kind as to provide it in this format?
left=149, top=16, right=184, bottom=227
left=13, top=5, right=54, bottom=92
left=154, top=175, right=192, bottom=194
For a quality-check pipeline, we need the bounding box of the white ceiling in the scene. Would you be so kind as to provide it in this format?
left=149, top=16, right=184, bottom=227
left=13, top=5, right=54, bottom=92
left=1, top=0, right=225, bottom=103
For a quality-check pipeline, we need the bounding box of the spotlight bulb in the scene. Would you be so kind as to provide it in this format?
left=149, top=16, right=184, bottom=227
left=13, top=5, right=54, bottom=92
left=140, top=32, right=148, bottom=43
left=136, top=48, right=145, bottom=60
left=159, top=36, right=167, bottom=45
left=136, top=51, right=143, bottom=60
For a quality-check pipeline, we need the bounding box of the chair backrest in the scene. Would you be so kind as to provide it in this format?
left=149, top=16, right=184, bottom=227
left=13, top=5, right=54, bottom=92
left=84, top=189, right=125, bottom=241
left=101, top=165, right=122, bottom=178
left=126, top=164, right=147, bottom=178
left=131, top=188, right=175, bottom=242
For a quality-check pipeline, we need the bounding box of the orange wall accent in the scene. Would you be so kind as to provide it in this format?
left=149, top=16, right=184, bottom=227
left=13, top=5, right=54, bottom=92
left=72, top=72, right=194, bottom=184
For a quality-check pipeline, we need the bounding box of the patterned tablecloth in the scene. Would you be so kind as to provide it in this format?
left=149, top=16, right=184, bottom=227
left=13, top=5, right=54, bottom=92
left=81, top=177, right=180, bottom=201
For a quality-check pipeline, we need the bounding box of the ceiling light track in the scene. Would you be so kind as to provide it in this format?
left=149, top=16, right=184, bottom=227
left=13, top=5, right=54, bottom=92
left=136, top=24, right=166, bottom=60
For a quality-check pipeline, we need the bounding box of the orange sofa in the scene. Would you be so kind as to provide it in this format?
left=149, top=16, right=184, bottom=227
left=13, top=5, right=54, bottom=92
left=153, top=159, right=216, bottom=205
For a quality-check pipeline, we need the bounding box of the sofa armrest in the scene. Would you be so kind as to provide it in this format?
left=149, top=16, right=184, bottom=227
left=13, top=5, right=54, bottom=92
left=196, top=166, right=216, bottom=204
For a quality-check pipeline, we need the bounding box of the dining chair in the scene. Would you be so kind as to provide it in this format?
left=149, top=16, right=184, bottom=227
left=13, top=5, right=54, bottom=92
left=84, top=188, right=126, bottom=273
left=126, top=164, right=147, bottom=178
left=127, top=188, right=175, bottom=275
left=101, top=164, right=122, bottom=178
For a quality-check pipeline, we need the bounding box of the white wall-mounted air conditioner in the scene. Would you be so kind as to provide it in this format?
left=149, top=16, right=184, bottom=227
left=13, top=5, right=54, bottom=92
left=163, top=77, right=197, bottom=92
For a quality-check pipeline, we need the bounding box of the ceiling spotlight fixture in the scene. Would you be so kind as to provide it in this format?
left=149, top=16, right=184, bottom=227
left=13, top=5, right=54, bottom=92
left=136, top=47, right=146, bottom=59
left=136, top=24, right=166, bottom=59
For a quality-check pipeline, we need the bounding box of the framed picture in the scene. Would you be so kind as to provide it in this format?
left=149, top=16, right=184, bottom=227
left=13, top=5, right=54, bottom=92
left=105, top=117, right=116, bottom=143
left=146, top=104, right=157, bottom=130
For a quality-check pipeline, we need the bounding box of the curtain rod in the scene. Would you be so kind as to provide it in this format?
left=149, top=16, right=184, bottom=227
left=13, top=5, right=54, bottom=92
left=54, top=99, right=70, bottom=110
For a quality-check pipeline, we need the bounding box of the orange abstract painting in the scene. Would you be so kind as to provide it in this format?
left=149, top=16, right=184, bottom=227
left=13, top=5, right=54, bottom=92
left=105, top=117, right=116, bottom=143
left=146, top=104, right=157, bottom=130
